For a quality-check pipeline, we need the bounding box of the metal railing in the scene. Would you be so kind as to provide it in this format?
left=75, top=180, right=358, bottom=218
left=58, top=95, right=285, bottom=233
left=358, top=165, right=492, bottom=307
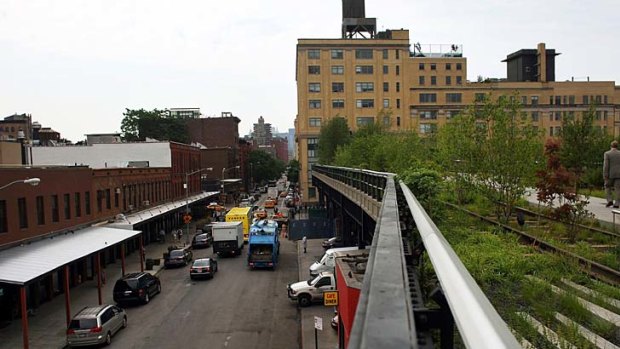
left=312, top=165, right=520, bottom=349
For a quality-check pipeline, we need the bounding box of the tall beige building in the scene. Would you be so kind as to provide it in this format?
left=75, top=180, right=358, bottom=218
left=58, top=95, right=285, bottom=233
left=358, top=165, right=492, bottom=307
left=295, top=2, right=619, bottom=203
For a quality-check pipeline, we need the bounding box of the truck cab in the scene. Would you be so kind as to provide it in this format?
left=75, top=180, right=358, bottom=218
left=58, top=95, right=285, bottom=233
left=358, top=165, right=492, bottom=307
left=287, top=272, right=335, bottom=307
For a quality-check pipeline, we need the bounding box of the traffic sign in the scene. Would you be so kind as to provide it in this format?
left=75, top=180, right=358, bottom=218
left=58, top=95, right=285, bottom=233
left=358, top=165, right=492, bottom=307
left=324, top=291, right=338, bottom=306
left=314, top=316, right=323, bottom=331
left=183, top=214, right=192, bottom=224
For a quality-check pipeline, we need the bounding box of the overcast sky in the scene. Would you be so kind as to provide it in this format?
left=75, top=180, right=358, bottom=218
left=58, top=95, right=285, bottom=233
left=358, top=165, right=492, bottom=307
left=1, top=0, right=618, bottom=143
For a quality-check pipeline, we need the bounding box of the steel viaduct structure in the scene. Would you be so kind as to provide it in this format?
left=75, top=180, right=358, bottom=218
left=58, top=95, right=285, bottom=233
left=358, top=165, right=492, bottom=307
left=311, top=165, right=521, bottom=349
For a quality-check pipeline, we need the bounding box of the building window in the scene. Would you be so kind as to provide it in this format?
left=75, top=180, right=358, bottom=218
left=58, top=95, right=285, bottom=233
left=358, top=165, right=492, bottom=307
left=64, top=193, right=71, bottom=219
left=332, top=99, right=345, bottom=108
left=531, top=96, right=539, bottom=105
left=446, top=63, right=452, bottom=70
left=85, top=191, right=91, bottom=215
left=331, top=65, right=344, bottom=75
left=396, top=82, right=400, bottom=92
left=355, top=65, right=373, bottom=74
left=431, top=76, right=437, bottom=85
left=555, top=96, right=561, bottom=105
left=308, top=187, right=317, bottom=199
left=396, top=116, right=401, bottom=127
left=446, top=93, right=462, bottom=103
left=331, top=49, right=343, bottom=59
left=420, top=93, right=437, bottom=103
left=569, top=95, right=575, bottom=105
left=308, top=149, right=316, bottom=158
left=395, top=49, right=400, bottom=59
left=396, top=65, right=400, bottom=75
left=420, top=110, right=438, bottom=120
left=419, top=123, right=437, bottom=134
left=18, top=198, right=27, bottom=229
left=475, top=93, right=486, bottom=102
left=604, top=95, right=608, bottom=104
left=419, top=76, right=425, bottom=85
left=456, top=76, right=462, bottom=85
left=309, top=118, right=322, bottom=127
left=531, top=111, right=539, bottom=121
left=97, top=190, right=103, bottom=212
left=0, top=200, right=6, bottom=233
left=74, top=192, right=81, bottom=217
left=51, top=195, right=59, bottom=222
left=383, top=82, right=389, bottom=92
left=396, top=99, right=401, bottom=109
left=383, top=116, right=390, bottom=126
left=383, top=99, right=390, bottom=108
left=521, top=96, right=527, bottom=105
left=356, top=117, right=374, bottom=126
left=550, top=126, right=561, bottom=136
left=309, top=83, right=321, bottom=93
left=430, top=63, right=436, bottom=70
left=332, top=82, right=344, bottom=93
left=308, top=49, right=320, bottom=59
left=308, top=66, right=320, bottom=75
left=383, top=49, right=388, bottom=59
left=308, top=137, right=318, bottom=145
left=36, top=196, right=45, bottom=225
left=419, top=63, right=424, bottom=70
left=583, top=95, right=589, bottom=104
left=383, top=65, right=388, bottom=74
left=456, top=63, right=462, bottom=70
left=309, top=100, right=321, bottom=109
left=105, top=189, right=111, bottom=209
left=446, top=110, right=460, bottom=119
left=446, top=76, right=451, bottom=85
left=356, top=99, right=374, bottom=108
left=355, top=82, right=374, bottom=92
left=355, top=49, right=373, bottom=59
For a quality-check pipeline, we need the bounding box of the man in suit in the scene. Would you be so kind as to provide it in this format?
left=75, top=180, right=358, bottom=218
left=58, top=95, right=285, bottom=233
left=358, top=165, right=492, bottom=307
left=603, top=140, right=620, bottom=208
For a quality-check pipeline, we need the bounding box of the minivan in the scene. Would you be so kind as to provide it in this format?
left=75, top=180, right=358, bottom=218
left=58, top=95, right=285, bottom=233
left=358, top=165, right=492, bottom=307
left=66, top=305, right=126, bottom=347
left=309, top=246, right=359, bottom=276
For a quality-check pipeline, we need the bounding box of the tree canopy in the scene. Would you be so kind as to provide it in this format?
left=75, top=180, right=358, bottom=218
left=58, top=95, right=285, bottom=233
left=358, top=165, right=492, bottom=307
left=318, top=116, right=351, bottom=164
left=286, top=159, right=300, bottom=183
left=120, top=108, right=189, bottom=143
left=248, top=150, right=286, bottom=185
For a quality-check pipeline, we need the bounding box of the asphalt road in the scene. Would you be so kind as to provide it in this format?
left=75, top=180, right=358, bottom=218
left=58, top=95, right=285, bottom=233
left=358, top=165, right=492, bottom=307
left=109, top=236, right=300, bottom=349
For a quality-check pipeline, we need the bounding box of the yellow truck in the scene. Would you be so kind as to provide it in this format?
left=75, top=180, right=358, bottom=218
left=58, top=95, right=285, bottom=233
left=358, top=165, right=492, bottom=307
left=225, top=207, right=252, bottom=242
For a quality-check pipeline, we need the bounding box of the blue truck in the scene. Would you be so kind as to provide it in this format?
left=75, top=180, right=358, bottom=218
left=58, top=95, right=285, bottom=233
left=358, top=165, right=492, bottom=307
left=248, top=219, right=280, bottom=269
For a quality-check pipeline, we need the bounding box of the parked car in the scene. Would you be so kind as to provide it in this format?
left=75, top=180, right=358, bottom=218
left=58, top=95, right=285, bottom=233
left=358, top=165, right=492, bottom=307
left=321, top=237, right=343, bottom=250
left=189, top=258, right=218, bottom=280
left=192, top=232, right=212, bottom=249
left=287, top=272, right=336, bottom=307
left=66, top=304, right=127, bottom=347
left=113, top=272, right=161, bottom=305
left=164, top=248, right=193, bottom=268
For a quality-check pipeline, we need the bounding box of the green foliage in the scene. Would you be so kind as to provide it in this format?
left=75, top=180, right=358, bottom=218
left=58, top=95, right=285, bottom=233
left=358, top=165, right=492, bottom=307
left=436, top=93, right=544, bottom=222
left=249, top=150, right=285, bottom=185
left=286, top=159, right=300, bottom=183
left=120, top=108, right=189, bottom=143
left=318, top=117, right=351, bottom=164
left=400, top=168, right=443, bottom=218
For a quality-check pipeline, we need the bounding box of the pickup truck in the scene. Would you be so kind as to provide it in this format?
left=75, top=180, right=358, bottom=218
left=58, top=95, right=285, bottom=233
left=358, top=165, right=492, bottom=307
left=287, top=272, right=335, bottom=307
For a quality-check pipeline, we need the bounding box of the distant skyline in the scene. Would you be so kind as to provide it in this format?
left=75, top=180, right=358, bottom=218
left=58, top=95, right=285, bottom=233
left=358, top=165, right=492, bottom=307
left=1, top=0, right=618, bottom=142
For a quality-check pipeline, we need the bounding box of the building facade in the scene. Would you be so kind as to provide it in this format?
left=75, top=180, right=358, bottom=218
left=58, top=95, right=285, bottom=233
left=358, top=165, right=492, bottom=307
left=252, top=116, right=273, bottom=146
left=296, top=30, right=620, bottom=202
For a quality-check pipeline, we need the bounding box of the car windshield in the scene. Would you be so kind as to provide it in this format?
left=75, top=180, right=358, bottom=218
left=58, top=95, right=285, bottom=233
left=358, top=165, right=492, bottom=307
left=193, top=260, right=209, bottom=267
left=69, top=318, right=97, bottom=330
left=114, top=279, right=138, bottom=292
left=308, top=275, right=321, bottom=286
left=318, top=253, right=329, bottom=264
left=170, top=250, right=184, bottom=257
left=195, top=234, right=207, bottom=241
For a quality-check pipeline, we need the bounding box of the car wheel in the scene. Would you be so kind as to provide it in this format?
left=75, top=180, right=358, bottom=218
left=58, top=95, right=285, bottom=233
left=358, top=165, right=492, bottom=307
left=298, top=294, right=311, bottom=307
left=105, top=332, right=112, bottom=345
left=144, top=292, right=150, bottom=304
left=122, top=316, right=127, bottom=329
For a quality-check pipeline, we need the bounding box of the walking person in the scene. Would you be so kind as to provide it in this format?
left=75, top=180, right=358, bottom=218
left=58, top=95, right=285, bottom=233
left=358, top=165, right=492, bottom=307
left=302, top=236, right=307, bottom=253
left=604, top=140, right=620, bottom=208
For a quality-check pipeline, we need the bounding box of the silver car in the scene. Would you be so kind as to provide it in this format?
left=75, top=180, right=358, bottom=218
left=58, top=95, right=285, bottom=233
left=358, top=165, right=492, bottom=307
left=66, top=304, right=127, bottom=347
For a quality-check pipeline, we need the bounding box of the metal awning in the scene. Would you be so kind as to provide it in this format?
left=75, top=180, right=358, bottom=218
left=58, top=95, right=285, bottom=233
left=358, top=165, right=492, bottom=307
left=108, top=191, right=219, bottom=229
left=0, top=226, right=141, bottom=285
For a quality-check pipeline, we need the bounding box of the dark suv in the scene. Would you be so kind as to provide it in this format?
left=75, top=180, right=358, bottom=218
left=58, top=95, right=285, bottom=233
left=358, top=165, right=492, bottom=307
left=113, top=272, right=161, bottom=305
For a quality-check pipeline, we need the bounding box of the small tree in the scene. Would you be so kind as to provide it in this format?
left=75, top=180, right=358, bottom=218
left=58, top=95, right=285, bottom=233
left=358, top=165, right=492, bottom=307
left=318, top=116, right=351, bottom=164
left=536, top=139, right=593, bottom=242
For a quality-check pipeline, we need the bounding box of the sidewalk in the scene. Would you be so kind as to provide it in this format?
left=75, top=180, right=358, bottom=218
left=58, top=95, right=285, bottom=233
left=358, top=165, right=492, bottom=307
left=297, top=238, right=338, bottom=349
left=0, top=222, right=200, bottom=349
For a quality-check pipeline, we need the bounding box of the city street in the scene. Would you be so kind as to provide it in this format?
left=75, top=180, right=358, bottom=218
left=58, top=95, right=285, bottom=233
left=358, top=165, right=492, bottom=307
left=110, top=238, right=299, bottom=349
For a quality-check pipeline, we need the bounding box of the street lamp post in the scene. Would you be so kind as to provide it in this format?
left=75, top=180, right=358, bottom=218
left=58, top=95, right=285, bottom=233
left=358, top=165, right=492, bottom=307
left=0, top=178, right=40, bottom=191
left=184, top=168, right=213, bottom=245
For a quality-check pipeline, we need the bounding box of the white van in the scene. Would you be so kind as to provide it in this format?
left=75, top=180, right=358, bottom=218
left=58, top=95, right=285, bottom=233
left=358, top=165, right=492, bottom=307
left=309, top=246, right=359, bottom=276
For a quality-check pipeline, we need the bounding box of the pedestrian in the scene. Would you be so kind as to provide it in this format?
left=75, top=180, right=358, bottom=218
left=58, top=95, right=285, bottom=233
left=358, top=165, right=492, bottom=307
left=302, top=236, right=307, bottom=253
left=172, top=230, right=178, bottom=242
left=604, top=140, right=620, bottom=208
left=178, top=229, right=183, bottom=241
left=159, top=229, right=165, bottom=243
